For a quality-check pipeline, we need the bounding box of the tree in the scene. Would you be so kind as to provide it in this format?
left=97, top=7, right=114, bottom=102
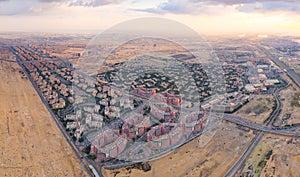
left=78, top=137, right=84, bottom=143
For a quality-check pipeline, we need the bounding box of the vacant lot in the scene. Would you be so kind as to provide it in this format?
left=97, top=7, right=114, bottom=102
left=0, top=61, right=88, bottom=177
left=240, top=134, right=300, bottom=177
left=274, top=78, right=300, bottom=127
left=235, top=95, right=275, bottom=124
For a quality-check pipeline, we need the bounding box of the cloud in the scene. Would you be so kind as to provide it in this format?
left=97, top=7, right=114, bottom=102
left=1, top=0, right=299, bottom=16
left=198, top=0, right=296, bottom=5
left=68, top=0, right=127, bottom=7
left=236, top=1, right=300, bottom=13
left=0, top=0, right=37, bottom=15
left=133, top=0, right=216, bottom=15
left=0, top=0, right=127, bottom=15
left=38, top=0, right=127, bottom=5
left=38, top=0, right=64, bottom=2
left=199, top=0, right=300, bottom=13
left=0, top=0, right=67, bottom=15
left=134, top=0, right=300, bottom=15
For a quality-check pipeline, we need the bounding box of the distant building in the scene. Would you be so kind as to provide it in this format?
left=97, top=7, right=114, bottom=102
left=264, top=79, right=280, bottom=87
left=132, top=87, right=156, bottom=98
left=245, top=84, right=256, bottom=93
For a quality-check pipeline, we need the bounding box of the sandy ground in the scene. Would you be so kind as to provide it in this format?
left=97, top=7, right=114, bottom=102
left=235, top=95, right=275, bottom=125
left=274, top=76, right=300, bottom=127
left=240, top=134, right=300, bottom=177
left=79, top=38, right=201, bottom=75
left=102, top=122, right=255, bottom=177
left=279, top=56, right=300, bottom=76
left=0, top=61, right=88, bottom=177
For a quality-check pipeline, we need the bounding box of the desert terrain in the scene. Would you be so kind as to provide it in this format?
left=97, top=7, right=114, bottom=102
left=0, top=60, right=88, bottom=177
left=274, top=75, right=300, bottom=127
left=273, top=74, right=300, bottom=127
left=240, top=134, right=300, bottom=177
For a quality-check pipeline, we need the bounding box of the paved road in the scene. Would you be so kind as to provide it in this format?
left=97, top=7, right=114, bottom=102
left=224, top=131, right=265, bottom=177
left=258, top=45, right=300, bottom=86
left=0, top=58, right=17, bottom=63
left=223, top=114, right=300, bottom=137
left=11, top=47, right=103, bottom=177
left=223, top=87, right=299, bottom=177
left=223, top=45, right=300, bottom=176
left=222, top=84, right=300, bottom=138
left=10, top=44, right=300, bottom=177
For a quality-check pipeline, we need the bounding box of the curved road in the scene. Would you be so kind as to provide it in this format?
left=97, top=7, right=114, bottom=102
left=10, top=45, right=300, bottom=177
left=224, top=46, right=300, bottom=177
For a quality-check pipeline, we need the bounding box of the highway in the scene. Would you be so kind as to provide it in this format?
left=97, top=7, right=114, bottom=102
left=223, top=114, right=300, bottom=137
left=10, top=44, right=300, bottom=177
left=11, top=47, right=103, bottom=177
left=224, top=132, right=265, bottom=177
left=223, top=93, right=279, bottom=177
left=257, top=45, right=300, bottom=86
left=223, top=91, right=298, bottom=176
left=222, top=84, right=300, bottom=138
left=224, top=46, right=300, bottom=177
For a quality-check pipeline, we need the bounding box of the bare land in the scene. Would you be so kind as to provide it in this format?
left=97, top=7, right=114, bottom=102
left=279, top=56, right=300, bottom=76
left=240, top=134, right=300, bottom=177
left=0, top=61, right=88, bottom=177
left=235, top=95, right=275, bottom=125
left=274, top=75, right=300, bottom=127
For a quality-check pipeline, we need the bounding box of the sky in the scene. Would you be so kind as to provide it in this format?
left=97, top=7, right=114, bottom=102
left=0, top=0, right=300, bottom=36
